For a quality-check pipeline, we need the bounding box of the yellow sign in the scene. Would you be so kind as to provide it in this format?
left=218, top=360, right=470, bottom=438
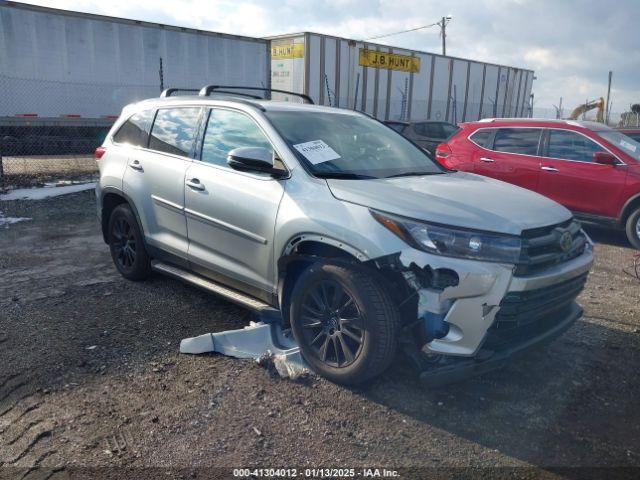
left=271, top=43, right=305, bottom=59
left=358, top=49, right=420, bottom=73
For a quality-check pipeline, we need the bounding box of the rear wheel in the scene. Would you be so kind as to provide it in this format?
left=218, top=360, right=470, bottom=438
left=626, top=207, right=640, bottom=249
left=108, top=204, right=151, bottom=280
left=289, top=262, right=398, bottom=384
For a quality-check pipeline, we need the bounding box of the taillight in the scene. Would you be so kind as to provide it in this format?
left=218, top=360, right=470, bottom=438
left=94, top=146, right=106, bottom=160
left=435, top=143, right=452, bottom=167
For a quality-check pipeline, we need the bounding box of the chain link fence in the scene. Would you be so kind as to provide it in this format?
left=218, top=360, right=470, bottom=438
left=0, top=125, right=105, bottom=188
left=0, top=74, right=161, bottom=189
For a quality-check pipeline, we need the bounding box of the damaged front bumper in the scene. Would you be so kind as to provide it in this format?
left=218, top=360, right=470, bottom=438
left=395, top=240, right=593, bottom=374
left=419, top=301, right=583, bottom=387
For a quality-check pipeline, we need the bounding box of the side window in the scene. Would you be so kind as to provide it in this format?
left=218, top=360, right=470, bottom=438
left=547, top=130, right=602, bottom=162
left=148, top=107, right=201, bottom=157
left=469, top=129, right=494, bottom=148
left=112, top=110, right=155, bottom=147
left=493, top=128, right=541, bottom=155
left=201, top=109, right=274, bottom=168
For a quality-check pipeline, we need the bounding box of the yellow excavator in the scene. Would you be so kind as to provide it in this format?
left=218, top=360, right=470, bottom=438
left=568, top=97, right=605, bottom=122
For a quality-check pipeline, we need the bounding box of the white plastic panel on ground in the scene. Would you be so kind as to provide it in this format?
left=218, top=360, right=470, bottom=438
left=0, top=3, right=269, bottom=117
left=409, top=52, right=432, bottom=121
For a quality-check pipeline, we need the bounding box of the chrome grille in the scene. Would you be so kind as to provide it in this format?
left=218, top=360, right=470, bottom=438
left=515, top=219, right=587, bottom=275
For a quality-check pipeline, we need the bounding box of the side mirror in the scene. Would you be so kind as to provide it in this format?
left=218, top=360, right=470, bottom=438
left=593, top=151, right=617, bottom=165
left=227, top=147, right=286, bottom=177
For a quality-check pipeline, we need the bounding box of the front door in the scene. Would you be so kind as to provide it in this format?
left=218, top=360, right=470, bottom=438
left=184, top=108, right=286, bottom=295
left=537, top=128, right=628, bottom=217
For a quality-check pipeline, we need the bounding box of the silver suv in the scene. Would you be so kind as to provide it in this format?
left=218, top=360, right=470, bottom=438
left=96, top=86, right=593, bottom=385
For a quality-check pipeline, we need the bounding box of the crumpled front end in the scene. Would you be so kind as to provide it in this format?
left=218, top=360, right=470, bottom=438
left=368, top=224, right=594, bottom=384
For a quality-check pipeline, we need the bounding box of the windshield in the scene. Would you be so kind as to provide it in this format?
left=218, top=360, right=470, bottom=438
left=597, top=130, right=640, bottom=162
left=265, top=111, right=444, bottom=179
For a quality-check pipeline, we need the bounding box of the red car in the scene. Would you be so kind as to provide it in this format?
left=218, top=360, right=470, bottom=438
left=436, top=119, right=640, bottom=248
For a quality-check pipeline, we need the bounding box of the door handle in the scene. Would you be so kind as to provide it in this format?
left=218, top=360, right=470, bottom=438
left=186, top=178, right=205, bottom=191
left=129, top=160, right=143, bottom=171
left=480, top=157, right=495, bottom=163
left=541, top=166, right=559, bottom=172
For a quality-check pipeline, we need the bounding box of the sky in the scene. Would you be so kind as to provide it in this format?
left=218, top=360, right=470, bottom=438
left=20, top=0, right=640, bottom=115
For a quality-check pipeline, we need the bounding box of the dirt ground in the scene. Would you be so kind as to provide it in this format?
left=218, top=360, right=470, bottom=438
left=0, top=190, right=639, bottom=479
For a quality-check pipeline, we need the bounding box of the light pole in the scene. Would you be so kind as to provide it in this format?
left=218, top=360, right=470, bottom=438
left=437, top=15, right=453, bottom=56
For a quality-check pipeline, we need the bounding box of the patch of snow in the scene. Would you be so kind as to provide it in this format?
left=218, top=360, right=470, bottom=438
left=0, top=210, right=31, bottom=226
left=0, top=183, right=95, bottom=201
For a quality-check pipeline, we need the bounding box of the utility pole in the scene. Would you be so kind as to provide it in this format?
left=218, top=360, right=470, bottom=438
left=605, top=70, right=613, bottom=124
left=437, top=16, right=452, bottom=56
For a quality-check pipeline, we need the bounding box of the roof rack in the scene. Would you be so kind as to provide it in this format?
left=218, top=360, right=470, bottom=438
left=198, top=85, right=314, bottom=104
left=160, top=88, right=199, bottom=98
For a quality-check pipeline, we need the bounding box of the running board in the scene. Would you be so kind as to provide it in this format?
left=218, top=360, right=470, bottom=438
left=151, top=260, right=279, bottom=314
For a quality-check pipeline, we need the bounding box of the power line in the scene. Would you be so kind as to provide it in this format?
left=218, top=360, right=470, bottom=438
left=365, top=22, right=439, bottom=41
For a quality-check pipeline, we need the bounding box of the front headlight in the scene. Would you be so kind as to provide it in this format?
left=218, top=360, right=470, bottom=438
left=371, top=210, right=522, bottom=263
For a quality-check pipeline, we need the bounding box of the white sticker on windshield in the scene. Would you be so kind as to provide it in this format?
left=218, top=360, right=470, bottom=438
left=293, top=140, right=341, bottom=164
left=620, top=139, right=637, bottom=152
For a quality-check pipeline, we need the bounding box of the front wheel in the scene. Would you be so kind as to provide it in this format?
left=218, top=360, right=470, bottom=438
left=626, top=208, right=640, bottom=250
left=289, top=262, right=399, bottom=384
left=108, top=204, right=151, bottom=280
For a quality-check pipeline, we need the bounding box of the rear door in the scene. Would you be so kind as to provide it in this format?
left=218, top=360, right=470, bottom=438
left=537, top=128, right=627, bottom=217
left=123, top=107, right=201, bottom=259
left=473, top=127, right=541, bottom=191
left=184, top=107, right=286, bottom=295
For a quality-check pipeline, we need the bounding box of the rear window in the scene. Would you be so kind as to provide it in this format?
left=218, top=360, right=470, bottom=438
left=469, top=129, right=494, bottom=148
left=148, top=107, right=201, bottom=157
left=112, top=110, right=155, bottom=147
left=493, top=128, right=541, bottom=155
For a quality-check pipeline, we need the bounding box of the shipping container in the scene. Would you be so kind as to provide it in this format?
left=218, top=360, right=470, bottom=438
left=269, top=32, right=535, bottom=123
left=0, top=0, right=270, bottom=123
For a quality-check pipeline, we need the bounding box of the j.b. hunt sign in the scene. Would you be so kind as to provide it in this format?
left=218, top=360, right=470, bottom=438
left=358, top=49, right=420, bottom=73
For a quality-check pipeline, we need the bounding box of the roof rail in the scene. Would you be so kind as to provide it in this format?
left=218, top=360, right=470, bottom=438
left=198, top=85, right=314, bottom=104
left=160, top=88, right=199, bottom=97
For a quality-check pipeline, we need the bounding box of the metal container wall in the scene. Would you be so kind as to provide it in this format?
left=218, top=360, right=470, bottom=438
left=0, top=1, right=269, bottom=119
left=270, top=32, right=535, bottom=123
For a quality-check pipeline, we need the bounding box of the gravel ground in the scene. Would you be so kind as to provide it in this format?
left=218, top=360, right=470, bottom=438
left=0, top=190, right=639, bottom=479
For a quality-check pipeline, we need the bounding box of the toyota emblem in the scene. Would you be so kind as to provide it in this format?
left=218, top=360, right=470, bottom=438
left=559, top=231, right=573, bottom=252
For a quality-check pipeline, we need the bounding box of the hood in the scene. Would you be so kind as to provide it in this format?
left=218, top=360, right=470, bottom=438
left=327, top=172, right=572, bottom=235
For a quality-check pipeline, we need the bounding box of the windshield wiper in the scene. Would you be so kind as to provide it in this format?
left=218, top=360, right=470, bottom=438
left=385, top=171, right=441, bottom=178
left=314, top=172, right=376, bottom=180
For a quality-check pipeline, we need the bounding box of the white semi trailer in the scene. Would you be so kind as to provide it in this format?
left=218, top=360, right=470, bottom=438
left=0, top=0, right=270, bottom=121
left=0, top=1, right=533, bottom=156
left=269, top=33, right=535, bottom=124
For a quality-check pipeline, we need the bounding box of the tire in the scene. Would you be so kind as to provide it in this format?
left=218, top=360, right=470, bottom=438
left=289, top=261, right=399, bottom=384
left=108, top=204, right=151, bottom=280
left=626, top=207, right=640, bottom=249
